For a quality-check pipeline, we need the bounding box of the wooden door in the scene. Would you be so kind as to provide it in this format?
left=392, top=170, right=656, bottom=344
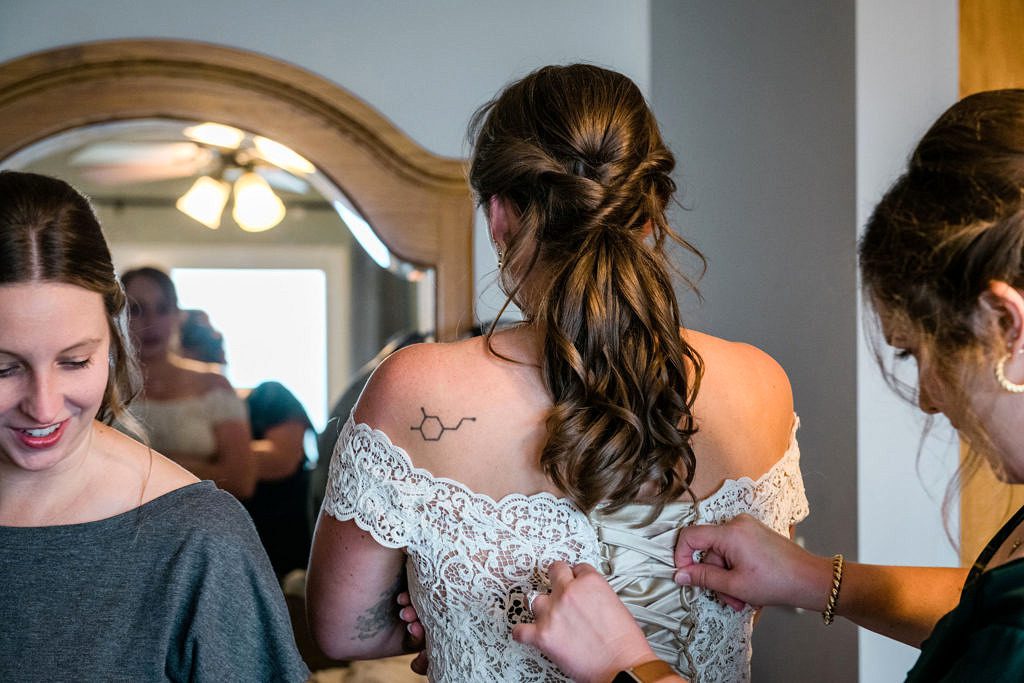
left=958, top=0, right=1024, bottom=564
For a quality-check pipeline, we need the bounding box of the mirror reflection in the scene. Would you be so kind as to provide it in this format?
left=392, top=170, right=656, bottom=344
left=7, top=119, right=433, bottom=407
left=4, top=118, right=434, bottom=576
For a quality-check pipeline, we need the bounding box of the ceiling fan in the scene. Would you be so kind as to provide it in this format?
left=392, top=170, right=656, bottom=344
left=68, top=122, right=316, bottom=232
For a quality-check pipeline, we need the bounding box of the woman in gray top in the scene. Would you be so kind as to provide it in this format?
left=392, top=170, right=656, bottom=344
left=0, top=171, right=309, bottom=682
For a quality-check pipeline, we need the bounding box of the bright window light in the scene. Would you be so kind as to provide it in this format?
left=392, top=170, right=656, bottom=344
left=171, top=268, right=328, bottom=431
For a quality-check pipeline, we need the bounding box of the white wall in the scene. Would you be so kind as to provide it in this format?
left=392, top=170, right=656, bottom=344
left=855, top=1, right=960, bottom=679
left=0, top=0, right=652, bottom=316
left=0, top=0, right=651, bottom=157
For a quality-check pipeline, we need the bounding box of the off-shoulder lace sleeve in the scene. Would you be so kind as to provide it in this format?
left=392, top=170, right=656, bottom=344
left=321, top=416, right=425, bottom=548
left=319, top=415, right=600, bottom=682
left=771, top=415, right=809, bottom=529
left=699, top=415, right=809, bottom=533
left=782, top=440, right=809, bottom=528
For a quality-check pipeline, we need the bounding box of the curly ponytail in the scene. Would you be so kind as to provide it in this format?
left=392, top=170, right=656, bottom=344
left=469, top=64, right=705, bottom=515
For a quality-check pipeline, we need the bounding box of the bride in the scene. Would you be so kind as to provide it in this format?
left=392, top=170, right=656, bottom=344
left=307, top=63, right=807, bottom=682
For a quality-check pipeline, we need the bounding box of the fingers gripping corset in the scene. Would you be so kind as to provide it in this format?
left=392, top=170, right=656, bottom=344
left=592, top=512, right=701, bottom=679
left=589, top=416, right=808, bottom=683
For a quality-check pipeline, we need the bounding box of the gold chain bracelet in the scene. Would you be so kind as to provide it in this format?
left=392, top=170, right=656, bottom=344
left=822, top=553, right=844, bottom=625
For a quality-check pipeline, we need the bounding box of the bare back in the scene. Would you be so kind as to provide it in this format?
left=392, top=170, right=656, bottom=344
left=354, top=325, right=795, bottom=505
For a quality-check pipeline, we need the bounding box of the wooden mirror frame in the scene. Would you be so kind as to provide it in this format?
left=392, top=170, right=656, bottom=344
left=0, top=39, right=475, bottom=341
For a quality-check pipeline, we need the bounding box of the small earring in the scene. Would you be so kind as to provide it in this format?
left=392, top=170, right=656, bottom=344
left=995, top=353, right=1024, bottom=393
left=496, top=249, right=504, bottom=271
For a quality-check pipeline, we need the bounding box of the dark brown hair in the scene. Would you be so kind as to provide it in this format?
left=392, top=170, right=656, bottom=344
left=121, top=266, right=179, bottom=310
left=469, top=64, right=705, bottom=515
left=860, top=89, right=1024, bottom=486
left=179, top=309, right=227, bottom=365
left=0, top=170, right=141, bottom=425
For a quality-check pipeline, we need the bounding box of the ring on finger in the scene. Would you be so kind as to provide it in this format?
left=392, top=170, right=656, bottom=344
left=526, top=589, right=541, bottom=613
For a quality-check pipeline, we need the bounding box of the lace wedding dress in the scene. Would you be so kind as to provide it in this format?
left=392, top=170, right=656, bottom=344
left=590, top=418, right=808, bottom=681
left=323, top=416, right=808, bottom=682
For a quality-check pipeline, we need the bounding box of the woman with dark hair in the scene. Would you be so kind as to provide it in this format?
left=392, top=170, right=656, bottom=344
left=121, top=267, right=256, bottom=500
left=521, top=89, right=1024, bottom=682
left=0, top=171, right=308, bottom=681
left=308, top=64, right=806, bottom=682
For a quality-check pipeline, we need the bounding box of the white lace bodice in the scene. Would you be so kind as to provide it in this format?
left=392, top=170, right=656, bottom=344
left=323, top=417, right=600, bottom=682
left=323, top=415, right=808, bottom=683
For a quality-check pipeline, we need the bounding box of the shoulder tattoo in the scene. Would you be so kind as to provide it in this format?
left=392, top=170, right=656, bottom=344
left=410, top=406, right=476, bottom=441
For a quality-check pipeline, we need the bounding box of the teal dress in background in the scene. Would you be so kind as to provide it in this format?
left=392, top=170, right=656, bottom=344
left=242, top=381, right=313, bottom=579
left=907, top=504, right=1024, bottom=681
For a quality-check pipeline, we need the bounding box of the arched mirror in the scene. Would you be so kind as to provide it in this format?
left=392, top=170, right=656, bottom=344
left=0, top=40, right=476, bottom=430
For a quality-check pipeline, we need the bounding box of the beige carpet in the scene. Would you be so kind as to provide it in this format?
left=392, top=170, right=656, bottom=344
left=310, top=655, right=426, bottom=683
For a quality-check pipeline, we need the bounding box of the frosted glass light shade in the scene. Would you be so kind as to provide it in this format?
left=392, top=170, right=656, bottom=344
left=184, top=122, right=246, bottom=149
left=176, top=176, right=230, bottom=229
left=232, top=171, right=286, bottom=232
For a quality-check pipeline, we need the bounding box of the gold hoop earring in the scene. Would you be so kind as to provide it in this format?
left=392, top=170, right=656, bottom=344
left=995, top=353, right=1024, bottom=393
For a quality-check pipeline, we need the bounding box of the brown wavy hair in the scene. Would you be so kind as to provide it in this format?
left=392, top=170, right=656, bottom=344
left=0, top=170, right=142, bottom=428
left=860, top=89, right=1024, bottom=502
left=469, top=64, right=705, bottom=515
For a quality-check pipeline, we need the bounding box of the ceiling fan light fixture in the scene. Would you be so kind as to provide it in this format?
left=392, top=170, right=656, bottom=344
left=184, top=122, right=246, bottom=149
left=232, top=171, right=286, bottom=232
left=176, top=176, right=230, bottom=229
left=252, top=135, right=316, bottom=175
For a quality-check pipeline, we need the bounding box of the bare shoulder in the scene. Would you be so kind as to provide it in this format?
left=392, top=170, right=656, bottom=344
left=353, top=338, right=486, bottom=433
left=687, top=330, right=792, bottom=407
left=144, top=451, right=201, bottom=501
left=684, top=329, right=796, bottom=474
left=169, top=356, right=233, bottom=394
left=93, top=423, right=199, bottom=502
left=200, top=370, right=234, bottom=394
left=183, top=368, right=234, bottom=397
left=350, top=334, right=547, bottom=496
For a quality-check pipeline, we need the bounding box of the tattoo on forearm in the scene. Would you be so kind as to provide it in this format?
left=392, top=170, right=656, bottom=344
left=410, top=407, right=476, bottom=441
left=353, top=572, right=405, bottom=641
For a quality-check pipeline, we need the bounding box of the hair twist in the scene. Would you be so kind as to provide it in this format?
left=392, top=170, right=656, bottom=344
left=470, top=64, right=705, bottom=516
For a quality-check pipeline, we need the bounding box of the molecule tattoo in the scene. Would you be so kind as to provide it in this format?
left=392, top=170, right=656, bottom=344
left=410, top=407, right=476, bottom=441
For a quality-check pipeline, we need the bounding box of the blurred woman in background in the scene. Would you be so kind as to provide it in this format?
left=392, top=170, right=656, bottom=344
left=122, top=267, right=255, bottom=499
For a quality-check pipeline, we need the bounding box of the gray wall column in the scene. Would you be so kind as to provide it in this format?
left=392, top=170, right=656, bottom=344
left=651, top=2, right=859, bottom=680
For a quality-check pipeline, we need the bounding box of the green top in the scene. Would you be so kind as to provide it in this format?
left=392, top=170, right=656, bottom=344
left=906, top=504, right=1024, bottom=682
